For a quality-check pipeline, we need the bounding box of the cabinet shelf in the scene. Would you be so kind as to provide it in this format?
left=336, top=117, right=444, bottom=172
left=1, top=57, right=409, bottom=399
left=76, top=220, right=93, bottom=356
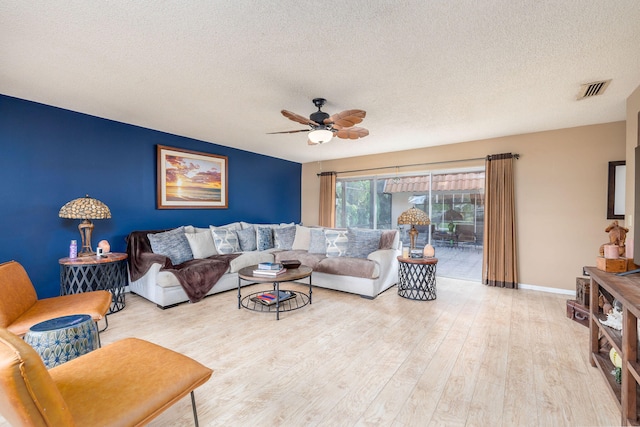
left=586, top=267, right=640, bottom=426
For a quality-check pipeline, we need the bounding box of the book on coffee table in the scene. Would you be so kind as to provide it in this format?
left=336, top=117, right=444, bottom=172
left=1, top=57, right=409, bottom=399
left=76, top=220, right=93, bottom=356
left=252, top=268, right=286, bottom=277
left=257, top=262, right=283, bottom=270
left=251, top=290, right=296, bottom=306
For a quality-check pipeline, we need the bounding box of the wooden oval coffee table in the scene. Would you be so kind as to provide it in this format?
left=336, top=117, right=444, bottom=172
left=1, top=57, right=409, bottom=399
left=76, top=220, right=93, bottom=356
left=237, top=265, right=313, bottom=320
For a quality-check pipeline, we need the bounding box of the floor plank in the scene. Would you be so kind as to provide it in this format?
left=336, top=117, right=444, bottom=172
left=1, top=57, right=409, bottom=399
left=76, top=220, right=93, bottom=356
left=0, top=278, right=619, bottom=426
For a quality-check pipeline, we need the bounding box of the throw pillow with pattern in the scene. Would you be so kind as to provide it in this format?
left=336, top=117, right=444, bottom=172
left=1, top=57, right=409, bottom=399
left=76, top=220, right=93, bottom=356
left=211, top=228, right=240, bottom=254
left=256, top=226, right=274, bottom=251
left=324, top=228, right=349, bottom=257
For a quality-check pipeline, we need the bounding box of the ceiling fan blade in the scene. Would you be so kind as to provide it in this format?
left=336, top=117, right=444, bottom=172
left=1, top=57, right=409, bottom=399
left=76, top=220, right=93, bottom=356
left=325, top=109, right=366, bottom=128
left=335, top=126, right=369, bottom=140
left=266, top=129, right=310, bottom=135
left=281, top=110, right=318, bottom=127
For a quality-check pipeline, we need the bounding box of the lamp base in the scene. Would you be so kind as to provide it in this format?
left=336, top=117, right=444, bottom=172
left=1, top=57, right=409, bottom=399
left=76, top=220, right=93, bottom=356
left=408, top=225, right=419, bottom=250
left=78, top=219, right=95, bottom=257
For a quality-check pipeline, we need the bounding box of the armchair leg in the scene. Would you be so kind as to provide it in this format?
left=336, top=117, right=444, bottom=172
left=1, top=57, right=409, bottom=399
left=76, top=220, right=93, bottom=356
left=191, top=391, right=200, bottom=427
left=98, top=315, right=109, bottom=333
left=95, top=316, right=109, bottom=348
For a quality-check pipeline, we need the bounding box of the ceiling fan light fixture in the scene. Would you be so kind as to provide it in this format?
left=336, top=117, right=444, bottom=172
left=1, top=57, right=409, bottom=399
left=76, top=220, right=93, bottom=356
left=308, top=128, right=333, bottom=144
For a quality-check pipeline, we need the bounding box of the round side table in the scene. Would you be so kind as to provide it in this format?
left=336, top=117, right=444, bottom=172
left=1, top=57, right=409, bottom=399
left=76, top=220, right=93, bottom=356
left=59, top=252, right=128, bottom=313
left=397, top=256, right=438, bottom=300
left=24, top=314, right=99, bottom=368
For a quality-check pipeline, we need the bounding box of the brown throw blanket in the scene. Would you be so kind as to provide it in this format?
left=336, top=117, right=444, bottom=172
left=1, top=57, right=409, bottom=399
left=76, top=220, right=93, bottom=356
left=126, top=230, right=239, bottom=303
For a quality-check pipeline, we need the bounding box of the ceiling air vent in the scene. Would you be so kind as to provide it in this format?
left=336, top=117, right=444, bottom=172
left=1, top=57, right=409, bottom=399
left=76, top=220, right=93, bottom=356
left=577, top=79, right=612, bottom=100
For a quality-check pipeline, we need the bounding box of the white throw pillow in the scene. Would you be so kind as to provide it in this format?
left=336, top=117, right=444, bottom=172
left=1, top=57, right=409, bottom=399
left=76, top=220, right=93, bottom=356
left=292, top=225, right=311, bottom=250
left=185, top=230, right=218, bottom=258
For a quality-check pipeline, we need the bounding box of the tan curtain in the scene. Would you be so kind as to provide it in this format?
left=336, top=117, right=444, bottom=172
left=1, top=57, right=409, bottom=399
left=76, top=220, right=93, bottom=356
left=318, top=172, right=336, bottom=227
left=483, top=153, right=518, bottom=288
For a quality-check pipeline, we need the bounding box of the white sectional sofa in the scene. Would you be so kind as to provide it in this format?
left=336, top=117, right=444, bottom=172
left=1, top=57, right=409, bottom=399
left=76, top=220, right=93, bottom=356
left=126, top=223, right=401, bottom=309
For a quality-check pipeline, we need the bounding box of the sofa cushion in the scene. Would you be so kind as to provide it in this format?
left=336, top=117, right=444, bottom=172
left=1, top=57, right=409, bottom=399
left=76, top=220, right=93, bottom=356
left=347, top=228, right=383, bottom=259
left=274, top=225, right=296, bottom=250
left=147, top=227, right=193, bottom=265
left=184, top=230, right=218, bottom=258
left=292, top=225, right=311, bottom=250
left=256, top=226, right=274, bottom=251
left=315, top=257, right=378, bottom=279
left=236, top=227, right=257, bottom=251
left=379, top=230, right=399, bottom=250
left=324, top=229, right=349, bottom=257
left=211, top=228, right=240, bottom=254
left=273, top=250, right=326, bottom=270
left=308, top=228, right=326, bottom=254
left=228, top=251, right=275, bottom=273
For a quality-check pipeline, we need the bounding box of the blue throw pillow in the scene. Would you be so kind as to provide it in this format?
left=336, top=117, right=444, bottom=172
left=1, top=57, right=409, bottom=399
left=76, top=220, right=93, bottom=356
left=147, top=227, right=194, bottom=265
left=256, top=226, right=274, bottom=251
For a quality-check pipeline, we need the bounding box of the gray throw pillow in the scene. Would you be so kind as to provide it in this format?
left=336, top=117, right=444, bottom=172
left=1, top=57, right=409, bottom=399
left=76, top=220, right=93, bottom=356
left=256, top=226, right=274, bottom=251
left=274, top=225, right=296, bottom=250
left=308, top=228, right=326, bottom=254
left=236, top=226, right=257, bottom=251
left=347, top=228, right=383, bottom=258
left=147, top=227, right=194, bottom=265
left=324, top=228, right=349, bottom=257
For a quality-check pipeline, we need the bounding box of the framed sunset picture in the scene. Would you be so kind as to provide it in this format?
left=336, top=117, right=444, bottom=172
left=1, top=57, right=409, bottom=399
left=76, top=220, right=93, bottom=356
left=157, top=145, right=228, bottom=209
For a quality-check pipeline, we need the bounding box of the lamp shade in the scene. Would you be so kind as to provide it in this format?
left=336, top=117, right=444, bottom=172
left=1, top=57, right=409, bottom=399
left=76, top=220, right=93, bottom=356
left=397, top=207, right=430, bottom=226
left=308, top=128, right=333, bottom=144
left=59, top=195, right=111, bottom=220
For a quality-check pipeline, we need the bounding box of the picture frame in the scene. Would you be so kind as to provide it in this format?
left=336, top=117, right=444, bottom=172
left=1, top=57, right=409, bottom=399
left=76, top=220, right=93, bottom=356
left=607, top=160, right=625, bottom=220
left=157, top=145, right=228, bottom=209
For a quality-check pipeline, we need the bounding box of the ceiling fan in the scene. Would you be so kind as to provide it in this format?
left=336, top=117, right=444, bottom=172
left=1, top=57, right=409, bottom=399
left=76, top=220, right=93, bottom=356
left=268, top=98, right=369, bottom=145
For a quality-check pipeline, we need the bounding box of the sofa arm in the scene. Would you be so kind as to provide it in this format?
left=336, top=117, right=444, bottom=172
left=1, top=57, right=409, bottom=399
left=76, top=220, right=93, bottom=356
left=367, top=248, right=401, bottom=266
left=129, top=252, right=172, bottom=282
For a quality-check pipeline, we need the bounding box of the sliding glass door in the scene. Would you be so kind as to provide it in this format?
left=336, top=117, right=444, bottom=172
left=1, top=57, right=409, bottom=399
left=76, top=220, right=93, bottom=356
left=335, top=170, right=484, bottom=281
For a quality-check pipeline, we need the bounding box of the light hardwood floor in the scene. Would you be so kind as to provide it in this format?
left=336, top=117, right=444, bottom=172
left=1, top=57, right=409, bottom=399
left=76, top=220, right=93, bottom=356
left=1, top=278, right=620, bottom=426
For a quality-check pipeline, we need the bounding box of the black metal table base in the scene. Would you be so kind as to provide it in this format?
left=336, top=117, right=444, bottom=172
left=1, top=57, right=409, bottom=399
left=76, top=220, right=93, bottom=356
left=398, top=261, right=437, bottom=300
left=238, top=276, right=312, bottom=320
left=60, top=261, right=127, bottom=314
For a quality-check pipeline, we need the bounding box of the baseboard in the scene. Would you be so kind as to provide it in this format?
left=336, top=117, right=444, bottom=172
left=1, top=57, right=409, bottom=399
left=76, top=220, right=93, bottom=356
left=519, top=282, right=575, bottom=296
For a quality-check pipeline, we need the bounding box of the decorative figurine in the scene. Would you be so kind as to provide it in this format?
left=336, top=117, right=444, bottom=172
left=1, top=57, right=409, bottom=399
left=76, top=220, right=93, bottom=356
left=599, top=220, right=628, bottom=257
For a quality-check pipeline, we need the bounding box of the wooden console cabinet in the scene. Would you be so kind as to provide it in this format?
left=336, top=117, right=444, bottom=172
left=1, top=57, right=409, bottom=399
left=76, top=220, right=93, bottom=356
left=586, top=267, right=640, bottom=426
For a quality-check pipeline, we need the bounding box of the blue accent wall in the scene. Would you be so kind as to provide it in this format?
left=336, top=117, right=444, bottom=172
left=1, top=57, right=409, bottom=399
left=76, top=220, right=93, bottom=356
left=0, top=95, right=301, bottom=298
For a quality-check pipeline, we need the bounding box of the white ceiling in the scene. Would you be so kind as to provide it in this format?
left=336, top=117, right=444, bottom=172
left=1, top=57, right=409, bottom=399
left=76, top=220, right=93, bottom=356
left=1, top=1, right=640, bottom=164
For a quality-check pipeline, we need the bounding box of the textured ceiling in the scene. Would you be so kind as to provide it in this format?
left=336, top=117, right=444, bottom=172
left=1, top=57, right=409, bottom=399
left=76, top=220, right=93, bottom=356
left=1, top=1, right=640, bottom=164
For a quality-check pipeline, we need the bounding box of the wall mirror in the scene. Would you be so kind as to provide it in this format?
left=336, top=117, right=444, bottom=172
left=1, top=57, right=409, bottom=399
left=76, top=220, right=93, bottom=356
left=607, top=160, right=625, bottom=220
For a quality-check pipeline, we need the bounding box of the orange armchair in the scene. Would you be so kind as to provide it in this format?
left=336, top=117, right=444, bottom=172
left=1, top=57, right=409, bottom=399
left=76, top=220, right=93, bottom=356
left=0, top=327, right=213, bottom=426
left=0, top=260, right=111, bottom=336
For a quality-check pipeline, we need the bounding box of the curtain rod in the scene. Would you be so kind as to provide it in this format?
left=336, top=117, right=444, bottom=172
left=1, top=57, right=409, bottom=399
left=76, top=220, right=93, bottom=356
left=316, top=153, right=519, bottom=176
